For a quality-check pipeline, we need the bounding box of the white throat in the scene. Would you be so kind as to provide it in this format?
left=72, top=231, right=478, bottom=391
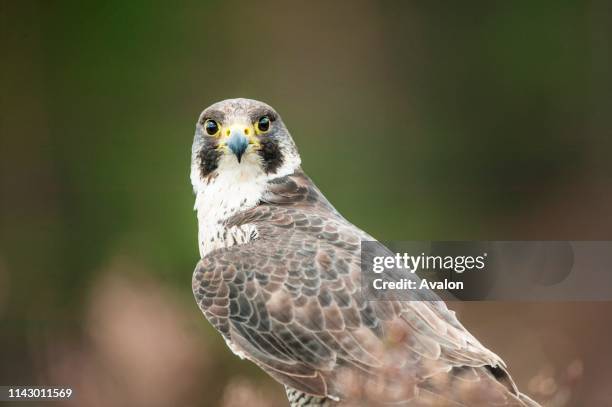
left=191, top=137, right=301, bottom=258
left=192, top=154, right=267, bottom=257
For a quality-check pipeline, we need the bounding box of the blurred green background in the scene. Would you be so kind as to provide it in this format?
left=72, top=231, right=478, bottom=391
left=1, top=1, right=611, bottom=406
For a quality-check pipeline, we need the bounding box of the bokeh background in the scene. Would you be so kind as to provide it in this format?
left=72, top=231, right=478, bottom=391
left=1, top=1, right=611, bottom=406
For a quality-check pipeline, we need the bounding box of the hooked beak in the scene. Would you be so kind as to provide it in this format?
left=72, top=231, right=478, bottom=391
left=224, top=124, right=255, bottom=163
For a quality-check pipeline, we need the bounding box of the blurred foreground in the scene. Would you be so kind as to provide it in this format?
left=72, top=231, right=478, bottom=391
left=2, top=255, right=610, bottom=405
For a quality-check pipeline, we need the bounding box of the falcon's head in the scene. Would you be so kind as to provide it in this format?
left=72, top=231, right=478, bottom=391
left=191, top=98, right=300, bottom=191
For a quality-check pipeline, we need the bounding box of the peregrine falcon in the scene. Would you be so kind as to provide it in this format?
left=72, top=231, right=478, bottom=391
left=190, top=98, right=540, bottom=406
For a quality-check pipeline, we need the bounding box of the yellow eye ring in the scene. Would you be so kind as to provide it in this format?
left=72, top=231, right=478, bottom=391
left=204, top=119, right=220, bottom=136
left=255, top=116, right=271, bottom=133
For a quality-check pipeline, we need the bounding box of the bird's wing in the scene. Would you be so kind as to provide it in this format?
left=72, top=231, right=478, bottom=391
left=192, top=172, right=528, bottom=405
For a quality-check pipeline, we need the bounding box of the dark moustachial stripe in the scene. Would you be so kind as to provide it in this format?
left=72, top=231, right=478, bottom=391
left=258, top=136, right=284, bottom=174
left=198, top=137, right=222, bottom=177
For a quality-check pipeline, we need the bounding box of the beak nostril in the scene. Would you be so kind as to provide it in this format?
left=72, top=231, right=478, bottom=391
left=244, top=128, right=250, bottom=135
left=226, top=129, right=230, bottom=136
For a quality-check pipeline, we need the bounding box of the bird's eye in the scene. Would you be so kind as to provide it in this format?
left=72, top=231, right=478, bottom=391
left=204, top=119, right=220, bottom=136
left=256, top=116, right=271, bottom=133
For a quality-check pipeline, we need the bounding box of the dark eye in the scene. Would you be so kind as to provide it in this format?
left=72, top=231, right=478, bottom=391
left=204, top=119, right=219, bottom=136
left=256, top=116, right=270, bottom=133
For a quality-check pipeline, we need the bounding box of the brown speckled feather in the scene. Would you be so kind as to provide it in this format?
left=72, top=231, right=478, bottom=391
left=192, top=171, right=536, bottom=406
